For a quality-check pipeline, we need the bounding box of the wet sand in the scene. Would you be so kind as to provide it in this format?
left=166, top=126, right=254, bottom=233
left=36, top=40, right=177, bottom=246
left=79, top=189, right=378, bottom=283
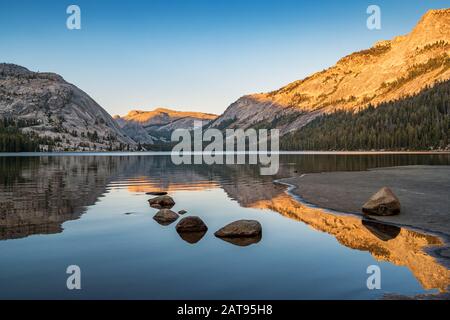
left=280, top=165, right=450, bottom=243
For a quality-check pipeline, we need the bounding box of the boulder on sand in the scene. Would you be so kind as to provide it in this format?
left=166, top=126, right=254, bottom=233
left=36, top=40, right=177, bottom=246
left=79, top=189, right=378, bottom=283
left=362, top=187, right=401, bottom=216
left=148, top=195, right=175, bottom=209
left=176, top=216, right=208, bottom=232
left=153, top=209, right=179, bottom=225
left=214, top=220, right=262, bottom=238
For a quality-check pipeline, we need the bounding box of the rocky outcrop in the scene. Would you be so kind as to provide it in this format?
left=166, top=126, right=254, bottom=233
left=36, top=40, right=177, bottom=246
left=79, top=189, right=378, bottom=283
left=362, top=187, right=401, bottom=216
left=0, top=63, right=135, bottom=151
left=210, top=9, right=450, bottom=136
left=117, top=120, right=156, bottom=145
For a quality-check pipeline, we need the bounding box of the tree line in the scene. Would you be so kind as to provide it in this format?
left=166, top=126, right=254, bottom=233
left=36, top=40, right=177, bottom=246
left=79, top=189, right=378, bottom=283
left=281, top=80, right=450, bottom=151
left=0, top=118, right=59, bottom=152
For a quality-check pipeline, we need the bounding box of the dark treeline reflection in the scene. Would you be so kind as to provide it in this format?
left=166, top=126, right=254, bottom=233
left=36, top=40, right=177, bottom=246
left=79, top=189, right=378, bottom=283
left=0, top=153, right=449, bottom=240
left=280, top=153, right=450, bottom=174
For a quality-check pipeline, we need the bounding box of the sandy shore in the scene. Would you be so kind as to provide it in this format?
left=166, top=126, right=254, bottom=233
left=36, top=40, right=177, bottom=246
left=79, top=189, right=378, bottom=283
left=280, top=165, right=450, bottom=258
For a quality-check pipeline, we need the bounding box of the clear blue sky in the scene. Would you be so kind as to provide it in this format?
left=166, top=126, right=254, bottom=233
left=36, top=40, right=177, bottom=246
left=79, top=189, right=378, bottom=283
left=0, top=0, right=448, bottom=116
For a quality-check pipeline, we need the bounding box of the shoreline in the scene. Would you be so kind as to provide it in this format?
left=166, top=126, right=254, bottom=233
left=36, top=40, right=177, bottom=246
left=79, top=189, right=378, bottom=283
left=276, top=166, right=450, bottom=270
left=0, top=150, right=450, bottom=157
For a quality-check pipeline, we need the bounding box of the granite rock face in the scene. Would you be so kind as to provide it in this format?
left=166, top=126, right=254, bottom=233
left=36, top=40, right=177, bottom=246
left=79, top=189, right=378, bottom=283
left=114, top=108, right=217, bottom=144
left=210, top=9, right=450, bottom=136
left=0, top=63, right=135, bottom=151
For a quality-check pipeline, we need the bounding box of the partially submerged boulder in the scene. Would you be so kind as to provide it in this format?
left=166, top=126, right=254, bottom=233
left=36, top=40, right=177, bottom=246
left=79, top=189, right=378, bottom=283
left=214, top=220, right=262, bottom=238
left=153, top=209, right=179, bottom=225
left=362, top=187, right=401, bottom=216
left=176, top=216, right=208, bottom=244
left=176, top=216, right=208, bottom=232
left=178, top=210, right=187, bottom=215
left=148, top=195, right=175, bottom=209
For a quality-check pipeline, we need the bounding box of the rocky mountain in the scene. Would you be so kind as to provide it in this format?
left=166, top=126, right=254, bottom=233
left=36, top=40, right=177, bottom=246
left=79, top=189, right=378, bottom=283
left=209, top=9, right=450, bottom=136
left=114, top=108, right=217, bottom=144
left=0, top=63, right=135, bottom=151
left=281, top=80, right=450, bottom=150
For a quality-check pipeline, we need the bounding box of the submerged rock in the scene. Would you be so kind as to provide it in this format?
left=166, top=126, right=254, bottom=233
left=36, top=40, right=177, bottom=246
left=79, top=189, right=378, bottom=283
left=177, top=231, right=207, bottom=244
left=217, top=234, right=262, bottom=247
left=362, top=187, right=401, bottom=216
left=148, top=195, right=175, bottom=209
left=153, top=209, right=179, bottom=225
left=178, top=210, right=187, bottom=215
left=146, top=191, right=168, bottom=196
left=214, top=220, right=262, bottom=238
left=176, top=216, right=208, bottom=232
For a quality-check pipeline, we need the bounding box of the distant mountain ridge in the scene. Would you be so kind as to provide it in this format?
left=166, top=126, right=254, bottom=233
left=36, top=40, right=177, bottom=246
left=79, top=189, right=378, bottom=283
left=114, top=108, right=217, bottom=145
left=209, top=8, right=450, bottom=136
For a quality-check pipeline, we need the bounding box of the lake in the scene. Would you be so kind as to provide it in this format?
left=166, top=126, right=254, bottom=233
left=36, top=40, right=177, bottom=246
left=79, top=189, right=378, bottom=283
left=0, top=153, right=449, bottom=299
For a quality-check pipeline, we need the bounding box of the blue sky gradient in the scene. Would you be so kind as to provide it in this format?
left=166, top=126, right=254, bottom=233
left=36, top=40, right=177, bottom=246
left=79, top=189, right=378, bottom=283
left=0, top=0, right=448, bottom=115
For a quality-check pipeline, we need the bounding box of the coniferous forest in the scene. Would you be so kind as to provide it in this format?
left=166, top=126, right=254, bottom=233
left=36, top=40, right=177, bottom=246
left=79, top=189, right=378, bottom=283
left=281, top=80, right=450, bottom=151
left=0, top=118, right=49, bottom=152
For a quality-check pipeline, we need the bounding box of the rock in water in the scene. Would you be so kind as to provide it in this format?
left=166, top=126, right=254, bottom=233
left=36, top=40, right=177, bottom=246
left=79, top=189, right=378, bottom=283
left=146, top=191, right=168, bottom=196
left=153, top=209, right=179, bottom=225
left=176, top=216, right=208, bottom=232
left=178, top=210, right=187, bottom=215
left=148, top=195, right=175, bottom=209
left=214, top=220, right=262, bottom=238
left=362, top=187, right=401, bottom=216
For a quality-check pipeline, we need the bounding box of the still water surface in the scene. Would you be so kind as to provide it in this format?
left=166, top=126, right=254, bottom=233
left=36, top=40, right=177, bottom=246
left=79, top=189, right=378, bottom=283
left=0, top=153, right=449, bottom=299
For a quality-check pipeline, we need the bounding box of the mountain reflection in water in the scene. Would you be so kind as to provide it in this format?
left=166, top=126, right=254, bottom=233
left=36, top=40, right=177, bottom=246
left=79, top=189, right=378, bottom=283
left=0, top=154, right=449, bottom=295
left=251, top=192, right=449, bottom=292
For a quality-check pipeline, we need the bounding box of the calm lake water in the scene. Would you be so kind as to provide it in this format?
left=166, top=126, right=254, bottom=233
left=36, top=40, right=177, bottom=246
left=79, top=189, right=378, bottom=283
left=0, top=153, right=449, bottom=299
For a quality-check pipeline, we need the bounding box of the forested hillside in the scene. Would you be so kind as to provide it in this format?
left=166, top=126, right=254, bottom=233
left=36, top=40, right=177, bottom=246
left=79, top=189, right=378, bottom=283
left=281, top=80, right=450, bottom=151
left=0, top=119, right=51, bottom=152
